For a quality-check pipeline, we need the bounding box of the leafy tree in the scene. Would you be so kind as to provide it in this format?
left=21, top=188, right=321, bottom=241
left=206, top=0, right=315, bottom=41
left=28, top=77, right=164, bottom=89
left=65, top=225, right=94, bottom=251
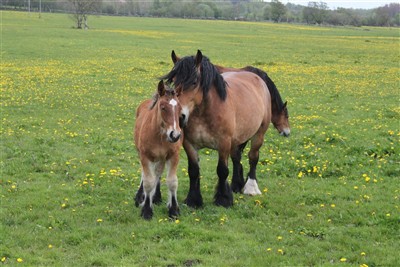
left=68, top=0, right=102, bottom=29
left=270, top=0, right=286, bottom=22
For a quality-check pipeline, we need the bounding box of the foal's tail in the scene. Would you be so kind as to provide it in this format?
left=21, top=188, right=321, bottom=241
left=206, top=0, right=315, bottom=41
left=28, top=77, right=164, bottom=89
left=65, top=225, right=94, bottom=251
left=242, top=66, right=284, bottom=111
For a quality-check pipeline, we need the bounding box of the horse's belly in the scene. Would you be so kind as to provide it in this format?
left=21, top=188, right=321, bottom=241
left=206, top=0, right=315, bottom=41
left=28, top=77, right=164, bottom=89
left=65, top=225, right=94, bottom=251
left=233, top=107, right=269, bottom=142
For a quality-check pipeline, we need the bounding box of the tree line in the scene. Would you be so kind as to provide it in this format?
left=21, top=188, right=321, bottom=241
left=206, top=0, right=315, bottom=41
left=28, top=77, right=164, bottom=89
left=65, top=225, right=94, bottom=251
left=3, top=0, right=400, bottom=28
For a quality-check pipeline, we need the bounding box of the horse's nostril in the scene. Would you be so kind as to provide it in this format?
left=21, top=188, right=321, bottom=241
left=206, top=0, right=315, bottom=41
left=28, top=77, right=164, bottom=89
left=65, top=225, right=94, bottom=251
left=179, top=115, right=186, bottom=127
left=169, top=131, right=181, bottom=142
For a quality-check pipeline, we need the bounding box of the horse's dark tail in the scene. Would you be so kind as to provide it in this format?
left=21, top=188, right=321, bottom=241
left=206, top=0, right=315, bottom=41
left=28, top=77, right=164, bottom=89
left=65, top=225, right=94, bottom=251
left=242, top=66, right=285, bottom=112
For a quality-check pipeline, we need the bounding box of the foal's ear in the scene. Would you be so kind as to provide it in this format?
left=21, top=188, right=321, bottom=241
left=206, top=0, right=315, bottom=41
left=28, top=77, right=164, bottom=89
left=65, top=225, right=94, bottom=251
left=171, top=50, right=180, bottom=64
left=158, top=80, right=166, bottom=96
left=195, top=49, right=203, bottom=67
left=175, top=86, right=182, bottom=96
left=283, top=101, right=287, bottom=109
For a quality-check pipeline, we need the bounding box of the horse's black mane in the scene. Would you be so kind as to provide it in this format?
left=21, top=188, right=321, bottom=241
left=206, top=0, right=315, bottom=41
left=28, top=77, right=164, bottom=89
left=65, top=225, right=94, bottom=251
left=162, top=55, right=227, bottom=101
left=243, top=66, right=288, bottom=117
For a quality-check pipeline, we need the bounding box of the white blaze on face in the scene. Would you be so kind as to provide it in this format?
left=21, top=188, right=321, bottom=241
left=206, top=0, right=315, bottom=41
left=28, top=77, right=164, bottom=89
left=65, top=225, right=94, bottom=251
left=169, top=99, right=178, bottom=130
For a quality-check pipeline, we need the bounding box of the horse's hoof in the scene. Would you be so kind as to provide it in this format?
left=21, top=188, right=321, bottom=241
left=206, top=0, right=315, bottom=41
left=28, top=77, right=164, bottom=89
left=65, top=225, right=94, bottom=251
left=231, top=182, right=244, bottom=193
left=243, top=178, right=262, bottom=195
left=184, top=197, right=203, bottom=209
left=214, top=196, right=233, bottom=208
left=214, top=190, right=234, bottom=207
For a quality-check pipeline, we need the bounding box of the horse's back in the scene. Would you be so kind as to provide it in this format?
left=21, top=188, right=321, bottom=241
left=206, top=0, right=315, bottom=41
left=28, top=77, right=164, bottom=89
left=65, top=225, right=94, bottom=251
left=221, top=71, right=272, bottom=144
left=222, top=71, right=271, bottom=112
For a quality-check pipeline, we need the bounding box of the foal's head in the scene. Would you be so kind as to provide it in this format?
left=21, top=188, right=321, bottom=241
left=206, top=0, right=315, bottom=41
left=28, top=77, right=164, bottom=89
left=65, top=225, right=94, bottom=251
left=152, top=80, right=182, bottom=143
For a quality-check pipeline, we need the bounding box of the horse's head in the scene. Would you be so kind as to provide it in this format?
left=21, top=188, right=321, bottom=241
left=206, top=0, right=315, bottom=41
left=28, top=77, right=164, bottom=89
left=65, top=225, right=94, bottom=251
left=164, top=50, right=226, bottom=126
left=272, top=101, right=290, bottom=137
left=154, top=80, right=182, bottom=143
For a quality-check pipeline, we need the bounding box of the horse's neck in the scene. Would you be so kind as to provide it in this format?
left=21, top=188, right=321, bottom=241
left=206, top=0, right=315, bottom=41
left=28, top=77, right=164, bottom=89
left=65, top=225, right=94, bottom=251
left=146, top=105, right=162, bottom=137
left=271, top=101, right=279, bottom=115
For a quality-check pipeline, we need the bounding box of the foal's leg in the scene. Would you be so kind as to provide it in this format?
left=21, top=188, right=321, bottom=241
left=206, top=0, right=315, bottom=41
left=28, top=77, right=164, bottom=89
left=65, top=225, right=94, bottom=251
left=215, top=146, right=233, bottom=207
left=183, top=141, right=203, bottom=208
left=140, top=160, right=158, bottom=220
left=166, top=156, right=180, bottom=219
left=153, top=162, right=165, bottom=205
left=243, top=133, right=264, bottom=196
left=231, top=141, right=248, bottom=193
left=153, top=180, right=162, bottom=205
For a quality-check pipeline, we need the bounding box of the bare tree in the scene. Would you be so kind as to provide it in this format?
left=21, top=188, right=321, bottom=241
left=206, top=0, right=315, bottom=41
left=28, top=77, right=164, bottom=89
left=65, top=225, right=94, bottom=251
left=68, top=0, right=102, bottom=29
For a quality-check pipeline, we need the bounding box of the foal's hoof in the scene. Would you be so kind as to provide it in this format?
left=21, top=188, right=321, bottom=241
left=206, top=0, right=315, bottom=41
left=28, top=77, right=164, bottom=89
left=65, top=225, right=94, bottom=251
left=134, top=193, right=144, bottom=207
left=168, top=206, right=180, bottom=219
left=141, top=207, right=153, bottom=220
left=153, top=194, right=162, bottom=205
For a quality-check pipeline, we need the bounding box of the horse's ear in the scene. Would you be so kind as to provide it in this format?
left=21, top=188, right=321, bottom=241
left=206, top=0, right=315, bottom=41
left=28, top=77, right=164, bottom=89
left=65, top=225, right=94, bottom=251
left=283, top=101, right=287, bottom=109
left=171, top=50, right=179, bottom=64
left=158, top=80, right=166, bottom=96
left=195, top=49, right=203, bottom=67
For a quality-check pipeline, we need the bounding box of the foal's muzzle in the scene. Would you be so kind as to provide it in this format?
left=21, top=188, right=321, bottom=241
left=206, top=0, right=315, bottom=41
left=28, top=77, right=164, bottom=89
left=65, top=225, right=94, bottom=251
left=168, top=131, right=181, bottom=143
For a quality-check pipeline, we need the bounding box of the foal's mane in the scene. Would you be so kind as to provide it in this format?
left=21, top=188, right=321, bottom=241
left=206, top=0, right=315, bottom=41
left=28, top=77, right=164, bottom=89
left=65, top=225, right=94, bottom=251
left=149, top=87, right=176, bottom=110
left=162, top=54, right=227, bottom=101
left=243, top=66, right=288, bottom=116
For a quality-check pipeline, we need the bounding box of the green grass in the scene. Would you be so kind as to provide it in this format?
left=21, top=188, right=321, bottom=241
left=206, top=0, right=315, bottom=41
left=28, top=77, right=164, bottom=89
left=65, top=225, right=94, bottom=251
left=1, top=11, right=399, bottom=266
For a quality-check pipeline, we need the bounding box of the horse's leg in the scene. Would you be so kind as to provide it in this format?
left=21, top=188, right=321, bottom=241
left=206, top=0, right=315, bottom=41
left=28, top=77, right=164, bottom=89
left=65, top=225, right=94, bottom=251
left=215, top=146, right=233, bottom=207
left=183, top=140, right=203, bottom=208
left=134, top=178, right=144, bottom=207
left=231, top=141, right=248, bottom=193
left=166, top=155, right=180, bottom=219
left=243, top=132, right=265, bottom=196
left=140, top=160, right=158, bottom=220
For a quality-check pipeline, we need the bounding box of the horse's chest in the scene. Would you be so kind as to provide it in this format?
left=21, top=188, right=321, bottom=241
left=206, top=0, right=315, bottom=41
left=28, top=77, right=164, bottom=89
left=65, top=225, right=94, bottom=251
left=185, top=122, right=217, bottom=149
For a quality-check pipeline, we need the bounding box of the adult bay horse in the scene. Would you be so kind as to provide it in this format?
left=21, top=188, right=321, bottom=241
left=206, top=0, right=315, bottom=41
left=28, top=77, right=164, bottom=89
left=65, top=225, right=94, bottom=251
left=162, top=50, right=290, bottom=208
left=134, top=80, right=182, bottom=219
left=171, top=50, right=290, bottom=138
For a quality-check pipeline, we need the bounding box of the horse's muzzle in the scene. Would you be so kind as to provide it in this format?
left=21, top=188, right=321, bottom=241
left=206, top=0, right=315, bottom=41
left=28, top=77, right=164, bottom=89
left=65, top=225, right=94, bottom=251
left=280, top=128, right=290, bottom=137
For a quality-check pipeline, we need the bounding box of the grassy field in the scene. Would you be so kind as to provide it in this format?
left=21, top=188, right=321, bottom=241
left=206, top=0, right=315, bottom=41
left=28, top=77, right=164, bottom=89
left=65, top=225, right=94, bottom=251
left=1, top=11, right=399, bottom=266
